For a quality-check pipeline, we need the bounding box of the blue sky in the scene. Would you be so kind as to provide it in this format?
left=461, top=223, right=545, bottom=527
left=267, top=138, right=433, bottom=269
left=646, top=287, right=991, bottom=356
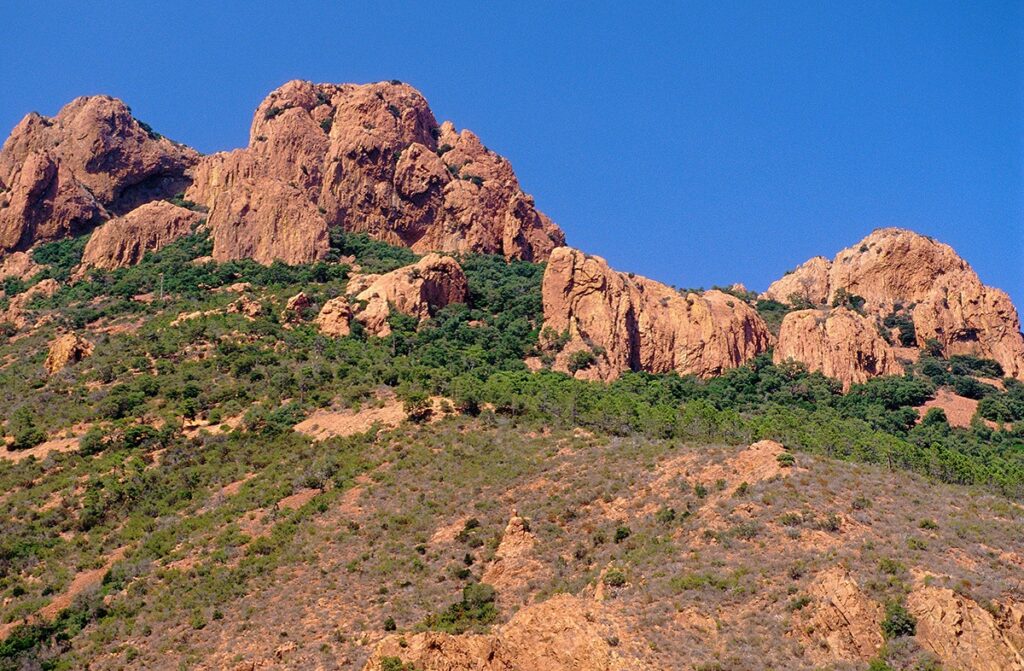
left=2, top=1, right=1021, bottom=305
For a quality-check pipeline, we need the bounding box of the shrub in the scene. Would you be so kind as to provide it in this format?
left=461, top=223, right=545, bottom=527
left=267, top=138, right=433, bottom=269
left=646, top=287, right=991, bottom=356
left=567, top=349, right=598, bottom=373
left=603, top=569, right=627, bottom=587
left=881, top=602, right=916, bottom=639
left=423, top=582, right=497, bottom=634
left=613, top=526, right=631, bottom=543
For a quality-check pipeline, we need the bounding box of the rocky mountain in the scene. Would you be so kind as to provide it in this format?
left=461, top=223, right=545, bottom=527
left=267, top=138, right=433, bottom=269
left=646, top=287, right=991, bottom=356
left=0, top=95, right=198, bottom=254
left=764, top=228, right=1024, bottom=380
left=1, top=83, right=1024, bottom=671
left=0, top=80, right=564, bottom=270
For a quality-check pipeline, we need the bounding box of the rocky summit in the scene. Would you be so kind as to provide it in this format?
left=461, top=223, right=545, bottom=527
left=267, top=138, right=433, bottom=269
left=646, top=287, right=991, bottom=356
left=0, top=82, right=1023, bottom=671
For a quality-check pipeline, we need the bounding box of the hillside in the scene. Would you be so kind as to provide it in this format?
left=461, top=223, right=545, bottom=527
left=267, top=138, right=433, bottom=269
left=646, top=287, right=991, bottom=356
left=0, top=82, right=1023, bottom=671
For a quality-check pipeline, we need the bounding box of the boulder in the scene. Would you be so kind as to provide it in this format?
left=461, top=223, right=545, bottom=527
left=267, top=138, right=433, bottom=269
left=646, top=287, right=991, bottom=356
left=774, top=307, right=903, bottom=390
left=80, top=201, right=202, bottom=270
left=0, top=95, right=198, bottom=254
left=313, top=297, right=352, bottom=337
left=44, top=333, right=93, bottom=375
left=541, top=247, right=772, bottom=381
left=1, top=278, right=59, bottom=330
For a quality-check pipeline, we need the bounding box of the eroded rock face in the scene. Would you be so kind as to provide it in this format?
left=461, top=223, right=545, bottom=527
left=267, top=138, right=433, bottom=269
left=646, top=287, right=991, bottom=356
left=774, top=307, right=903, bottom=390
left=80, top=201, right=201, bottom=270
left=799, top=568, right=883, bottom=663
left=44, top=333, right=93, bottom=375
left=0, top=252, right=39, bottom=281
left=1, top=278, right=58, bottom=330
left=186, top=80, right=563, bottom=264
left=761, top=256, right=831, bottom=306
left=0, top=96, right=198, bottom=254
left=541, top=247, right=772, bottom=381
left=764, top=228, right=1024, bottom=379
left=363, top=594, right=650, bottom=671
left=907, top=586, right=1024, bottom=671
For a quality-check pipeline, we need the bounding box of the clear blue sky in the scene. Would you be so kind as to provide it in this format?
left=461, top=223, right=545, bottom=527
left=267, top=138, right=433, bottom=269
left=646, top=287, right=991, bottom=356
left=2, top=2, right=1021, bottom=306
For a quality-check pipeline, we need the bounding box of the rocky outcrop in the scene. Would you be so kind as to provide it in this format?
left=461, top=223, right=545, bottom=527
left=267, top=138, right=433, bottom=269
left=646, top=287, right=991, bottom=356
left=799, top=568, right=883, bottom=663
left=774, top=307, right=903, bottom=390
left=44, top=333, right=93, bottom=375
left=761, top=256, right=831, bottom=305
left=0, top=96, right=198, bottom=255
left=1, top=278, right=58, bottom=329
left=186, top=80, right=563, bottom=264
left=541, top=247, right=772, bottom=381
left=481, top=513, right=544, bottom=602
left=0, top=252, right=39, bottom=281
left=764, top=229, right=1024, bottom=379
left=907, top=586, right=1024, bottom=671
left=316, top=254, right=468, bottom=338
left=363, top=594, right=650, bottom=671
left=80, top=201, right=202, bottom=270
left=313, top=297, right=352, bottom=337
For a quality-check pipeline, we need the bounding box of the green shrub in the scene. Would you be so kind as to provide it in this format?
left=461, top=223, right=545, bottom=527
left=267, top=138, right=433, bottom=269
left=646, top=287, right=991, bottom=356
left=881, top=602, right=916, bottom=639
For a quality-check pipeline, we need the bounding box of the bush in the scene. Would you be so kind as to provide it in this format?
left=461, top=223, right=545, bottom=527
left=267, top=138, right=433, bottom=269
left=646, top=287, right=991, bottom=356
left=567, top=349, right=597, bottom=373
left=603, top=569, right=627, bottom=587
left=424, top=582, right=497, bottom=634
left=881, top=602, right=916, bottom=639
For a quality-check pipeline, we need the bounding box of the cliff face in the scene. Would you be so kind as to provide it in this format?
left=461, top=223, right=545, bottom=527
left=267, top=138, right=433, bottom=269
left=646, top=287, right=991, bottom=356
left=185, top=80, right=563, bottom=265
left=774, top=307, right=903, bottom=390
left=541, top=247, right=772, bottom=381
left=0, top=96, right=198, bottom=254
left=764, top=229, right=1024, bottom=380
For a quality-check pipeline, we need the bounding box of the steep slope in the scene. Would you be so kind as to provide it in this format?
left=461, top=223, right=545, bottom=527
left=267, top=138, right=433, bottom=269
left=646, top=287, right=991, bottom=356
left=540, top=246, right=772, bottom=380
left=0, top=96, right=198, bottom=253
left=764, top=228, right=1024, bottom=379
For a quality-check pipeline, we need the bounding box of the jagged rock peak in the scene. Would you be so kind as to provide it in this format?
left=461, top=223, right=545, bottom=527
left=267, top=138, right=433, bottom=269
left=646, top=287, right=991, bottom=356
left=0, top=95, right=198, bottom=254
left=186, top=79, right=564, bottom=265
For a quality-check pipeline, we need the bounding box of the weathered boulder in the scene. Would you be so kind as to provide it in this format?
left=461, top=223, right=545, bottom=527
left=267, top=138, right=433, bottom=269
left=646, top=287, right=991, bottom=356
left=44, top=333, right=93, bottom=375
left=764, top=229, right=1024, bottom=379
left=541, top=247, right=772, bottom=381
left=774, top=307, right=903, bottom=390
left=186, top=80, right=563, bottom=264
left=0, top=95, right=198, bottom=254
left=0, top=252, right=39, bottom=281
left=80, top=201, right=201, bottom=270
left=313, top=296, right=352, bottom=337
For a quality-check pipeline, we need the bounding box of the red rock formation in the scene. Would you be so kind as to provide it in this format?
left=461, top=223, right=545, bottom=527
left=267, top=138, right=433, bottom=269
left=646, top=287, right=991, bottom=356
left=80, top=201, right=201, bottom=270
left=363, top=594, right=650, bottom=671
left=907, top=586, right=1024, bottom=671
left=313, top=296, right=352, bottom=337
left=774, top=307, right=903, bottom=390
left=349, top=254, right=468, bottom=337
left=764, top=229, right=1024, bottom=379
left=761, top=256, right=831, bottom=305
left=798, top=568, right=883, bottom=663
left=44, top=333, right=93, bottom=375
left=541, top=247, right=772, bottom=381
left=0, top=96, right=198, bottom=254
left=1, top=278, right=58, bottom=330
left=186, top=80, right=563, bottom=264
